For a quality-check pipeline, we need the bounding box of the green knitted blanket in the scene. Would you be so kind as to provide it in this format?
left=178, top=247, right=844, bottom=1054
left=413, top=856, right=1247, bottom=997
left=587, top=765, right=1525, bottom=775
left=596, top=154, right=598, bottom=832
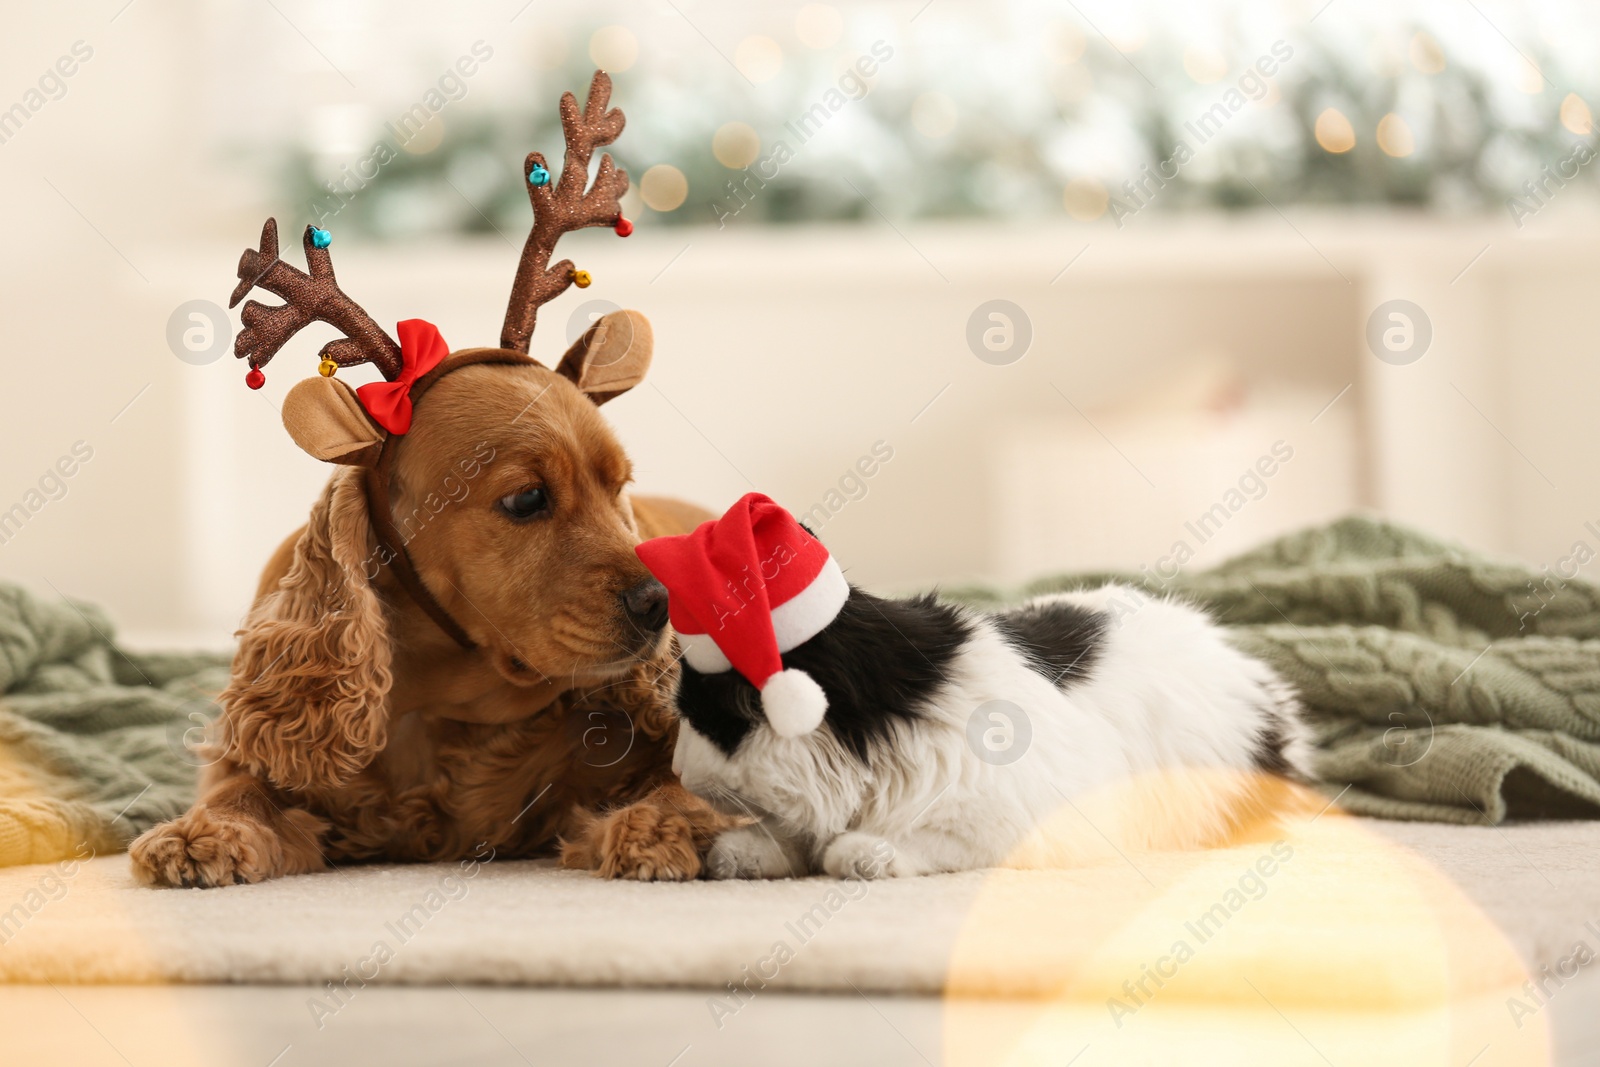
left=952, top=516, right=1600, bottom=825
left=0, top=585, right=228, bottom=868
left=2, top=515, right=1597, bottom=869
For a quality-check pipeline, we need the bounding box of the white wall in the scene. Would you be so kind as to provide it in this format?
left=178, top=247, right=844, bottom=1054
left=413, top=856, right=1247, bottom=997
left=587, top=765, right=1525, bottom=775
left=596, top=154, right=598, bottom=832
left=9, top=212, right=1598, bottom=646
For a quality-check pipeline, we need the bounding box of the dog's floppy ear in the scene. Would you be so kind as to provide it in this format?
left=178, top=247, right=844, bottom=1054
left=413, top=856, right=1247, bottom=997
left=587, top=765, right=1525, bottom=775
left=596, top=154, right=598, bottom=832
left=219, top=467, right=391, bottom=792
left=556, top=309, right=653, bottom=405
left=282, top=376, right=386, bottom=467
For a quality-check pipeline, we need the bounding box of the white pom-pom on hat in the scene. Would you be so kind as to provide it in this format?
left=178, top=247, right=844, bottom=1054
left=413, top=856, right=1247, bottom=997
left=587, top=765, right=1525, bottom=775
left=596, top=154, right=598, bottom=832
left=760, top=668, right=828, bottom=738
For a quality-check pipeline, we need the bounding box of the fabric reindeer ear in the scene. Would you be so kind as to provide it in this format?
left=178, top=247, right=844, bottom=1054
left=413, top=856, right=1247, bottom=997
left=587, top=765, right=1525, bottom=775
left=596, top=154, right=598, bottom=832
left=556, top=309, right=653, bottom=405
left=281, top=376, right=386, bottom=467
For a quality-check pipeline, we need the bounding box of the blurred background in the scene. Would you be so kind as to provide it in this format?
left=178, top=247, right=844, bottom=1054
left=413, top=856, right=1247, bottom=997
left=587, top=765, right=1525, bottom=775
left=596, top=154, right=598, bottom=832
left=4, top=0, right=1600, bottom=646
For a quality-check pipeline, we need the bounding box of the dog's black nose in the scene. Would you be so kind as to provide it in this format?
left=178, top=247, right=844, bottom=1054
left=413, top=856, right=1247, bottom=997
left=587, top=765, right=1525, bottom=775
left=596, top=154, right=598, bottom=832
left=621, top=577, right=670, bottom=633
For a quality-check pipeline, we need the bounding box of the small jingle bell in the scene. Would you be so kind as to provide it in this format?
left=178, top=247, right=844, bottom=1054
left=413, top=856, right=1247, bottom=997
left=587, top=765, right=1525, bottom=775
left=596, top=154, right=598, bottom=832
left=571, top=269, right=592, bottom=288
left=528, top=163, right=551, bottom=187
left=245, top=367, right=265, bottom=390
left=318, top=357, right=338, bottom=377
left=310, top=227, right=332, bottom=249
left=613, top=216, right=634, bottom=237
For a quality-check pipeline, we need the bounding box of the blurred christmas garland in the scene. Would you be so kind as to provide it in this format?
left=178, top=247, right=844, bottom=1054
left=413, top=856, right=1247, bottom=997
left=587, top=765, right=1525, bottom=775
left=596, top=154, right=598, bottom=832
left=279, top=14, right=1591, bottom=237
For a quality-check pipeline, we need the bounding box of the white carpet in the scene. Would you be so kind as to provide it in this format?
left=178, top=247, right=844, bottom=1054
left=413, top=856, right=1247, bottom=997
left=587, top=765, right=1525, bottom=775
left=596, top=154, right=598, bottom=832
left=0, top=817, right=1594, bottom=997
left=5, top=816, right=1597, bottom=1065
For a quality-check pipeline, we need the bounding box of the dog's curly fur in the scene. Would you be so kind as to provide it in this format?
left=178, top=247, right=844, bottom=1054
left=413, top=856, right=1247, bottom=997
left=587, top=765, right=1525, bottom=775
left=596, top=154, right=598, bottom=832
left=224, top=472, right=392, bottom=794
left=131, top=360, right=736, bottom=887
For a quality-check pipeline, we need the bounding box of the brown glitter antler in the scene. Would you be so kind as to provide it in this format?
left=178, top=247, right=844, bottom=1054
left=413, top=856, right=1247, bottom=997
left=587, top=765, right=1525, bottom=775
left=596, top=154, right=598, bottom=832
left=500, top=70, right=630, bottom=353
left=230, top=218, right=403, bottom=381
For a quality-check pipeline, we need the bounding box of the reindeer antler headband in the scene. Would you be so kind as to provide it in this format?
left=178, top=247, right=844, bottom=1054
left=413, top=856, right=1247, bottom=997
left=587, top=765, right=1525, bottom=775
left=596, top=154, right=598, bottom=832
left=227, top=71, right=647, bottom=649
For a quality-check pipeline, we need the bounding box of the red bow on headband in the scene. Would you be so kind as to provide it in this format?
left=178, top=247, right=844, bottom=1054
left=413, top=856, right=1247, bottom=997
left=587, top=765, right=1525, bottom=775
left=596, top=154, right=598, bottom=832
left=356, top=319, right=449, bottom=435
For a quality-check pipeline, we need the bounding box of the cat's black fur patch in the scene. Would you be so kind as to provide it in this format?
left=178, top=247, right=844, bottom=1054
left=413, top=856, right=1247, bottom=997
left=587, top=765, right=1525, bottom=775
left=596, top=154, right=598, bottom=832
left=674, top=665, right=762, bottom=757
left=1251, top=711, right=1294, bottom=776
left=673, top=587, right=974, bottom=762
left=991, top=598, right=1107, bottom=687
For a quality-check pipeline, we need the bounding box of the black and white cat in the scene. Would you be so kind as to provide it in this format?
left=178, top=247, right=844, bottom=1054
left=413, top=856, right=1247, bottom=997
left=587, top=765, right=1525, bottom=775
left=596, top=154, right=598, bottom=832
left=669, top=583, right=1314, bottom=880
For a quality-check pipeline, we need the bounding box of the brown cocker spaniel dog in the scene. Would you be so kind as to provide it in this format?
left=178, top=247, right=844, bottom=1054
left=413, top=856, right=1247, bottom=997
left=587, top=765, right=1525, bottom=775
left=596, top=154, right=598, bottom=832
left=131, top=340, right=731, bottom=887
left=130, top=71, right=735, bottom=887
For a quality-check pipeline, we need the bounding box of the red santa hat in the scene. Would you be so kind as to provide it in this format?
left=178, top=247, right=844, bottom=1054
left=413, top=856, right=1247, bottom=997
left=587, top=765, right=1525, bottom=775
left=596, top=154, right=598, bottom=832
left=635, top=492, right=848, bottom=738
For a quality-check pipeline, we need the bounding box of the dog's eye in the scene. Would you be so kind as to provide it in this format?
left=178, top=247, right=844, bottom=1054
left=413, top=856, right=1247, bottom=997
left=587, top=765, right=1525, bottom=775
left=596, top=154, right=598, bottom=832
left=497, top=488, right=549, bottom=520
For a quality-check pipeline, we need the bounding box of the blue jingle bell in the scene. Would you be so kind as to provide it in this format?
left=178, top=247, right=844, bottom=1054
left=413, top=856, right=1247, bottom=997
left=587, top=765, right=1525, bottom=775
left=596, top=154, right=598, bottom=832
left=528, top=163, right=551, bottom=187
left=310, top=227, right=332, bottom=249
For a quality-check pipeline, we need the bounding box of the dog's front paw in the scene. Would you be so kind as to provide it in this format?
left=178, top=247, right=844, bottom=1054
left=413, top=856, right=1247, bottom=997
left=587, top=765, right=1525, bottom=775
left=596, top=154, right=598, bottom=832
left=571, top=802, right=701, bottom=881
left=130, top=812, right=279, bottom=888
left=820, top=832, right=907, bottom=879
left=707, top=826, right=801, bottom=880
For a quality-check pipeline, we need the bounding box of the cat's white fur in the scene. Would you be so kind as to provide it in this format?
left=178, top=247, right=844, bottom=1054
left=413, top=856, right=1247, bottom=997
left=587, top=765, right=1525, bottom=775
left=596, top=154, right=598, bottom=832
left=673, top=586, right=1314, bottom=879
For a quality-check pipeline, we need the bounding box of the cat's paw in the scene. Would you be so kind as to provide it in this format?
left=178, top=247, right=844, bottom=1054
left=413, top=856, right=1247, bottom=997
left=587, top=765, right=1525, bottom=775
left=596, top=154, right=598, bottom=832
left=706, top=826, right=801, bottom=879
left=821, top=832, right=908, bottom=879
